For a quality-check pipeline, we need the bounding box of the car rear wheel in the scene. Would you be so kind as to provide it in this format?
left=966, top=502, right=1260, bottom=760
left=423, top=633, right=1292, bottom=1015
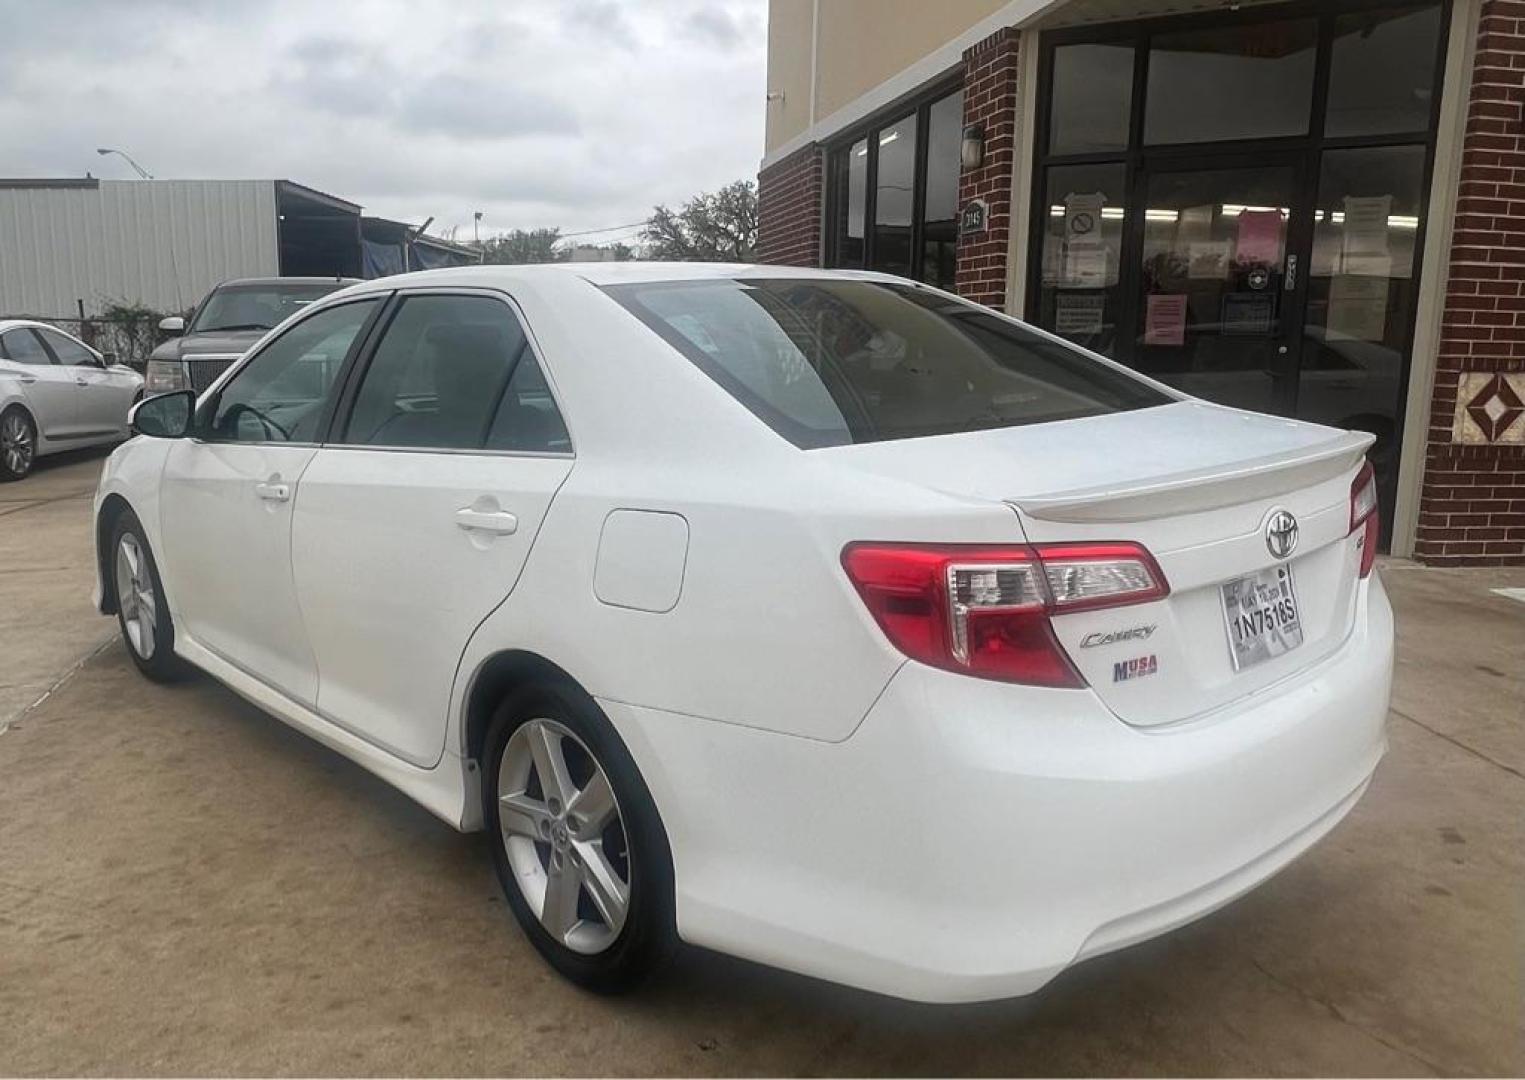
left=483, top=684, right=674, bottom=993
left=111, top=511, right=186, bottom=681
left=0, top=407, right=36, bottom=481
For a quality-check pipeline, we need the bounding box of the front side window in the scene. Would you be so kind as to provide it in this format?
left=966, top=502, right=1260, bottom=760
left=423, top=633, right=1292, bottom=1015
left=607, top=278, right=1168, bottom=448
left=342, top=294, right=569, bottom=453
left=36, top=328, right=96, bottom=366
left=206, top=299, right=378, bottom=443
left=1, top=329, right=54, bottom=366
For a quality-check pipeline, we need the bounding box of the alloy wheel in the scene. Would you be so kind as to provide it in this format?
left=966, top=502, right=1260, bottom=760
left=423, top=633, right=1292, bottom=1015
left=497, top=718, right=631, bottom=955
left=115, top=532, right=158, bottom=660
left=1, top=412, right=34, bottom=476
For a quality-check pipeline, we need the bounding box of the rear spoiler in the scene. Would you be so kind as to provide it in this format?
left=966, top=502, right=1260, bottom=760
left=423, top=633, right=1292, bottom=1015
left=1008, top=430, right=1375, bottom=524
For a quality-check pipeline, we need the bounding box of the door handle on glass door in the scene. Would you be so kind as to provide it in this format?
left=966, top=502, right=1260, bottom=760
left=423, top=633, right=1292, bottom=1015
left=254, top=480, right=291, bottom=502
left=455, top=507, right=518, bottom=535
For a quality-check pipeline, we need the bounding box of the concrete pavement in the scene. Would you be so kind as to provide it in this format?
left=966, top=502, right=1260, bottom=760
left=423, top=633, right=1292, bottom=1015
left=0, top=456, right=1520, bottom=1076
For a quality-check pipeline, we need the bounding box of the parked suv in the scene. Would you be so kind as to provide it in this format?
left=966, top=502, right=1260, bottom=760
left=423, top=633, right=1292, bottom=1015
left=145, top=277, right=356, bottom=394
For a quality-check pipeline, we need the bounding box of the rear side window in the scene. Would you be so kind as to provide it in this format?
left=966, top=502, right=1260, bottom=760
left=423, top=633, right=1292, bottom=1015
left=37, top=328, right=96, bottom=366
left=342, top=294, right=570, bottom=453
left=605, top=278, right=1169, bottom=448
left=1, top=329, right=55, bottom=366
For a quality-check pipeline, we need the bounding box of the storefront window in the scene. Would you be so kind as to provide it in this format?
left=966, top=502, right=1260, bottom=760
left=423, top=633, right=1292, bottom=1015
left=1035, top=163, right=1127, bottom=357
left=829, top=138, right=868, bottom=267
left=871, top=114, right=917, bottom=277
left=922, top=90, right=963, bottom=290
left=1144, top=19, right=1317, bottom=145
left=1049, top=42, right=1134, bottom=156
left=1326, top=4, right=1443, bottom=137
left=1303, top=144, right=1427, bottom=544
left=824, top=85, right=963, bottom=284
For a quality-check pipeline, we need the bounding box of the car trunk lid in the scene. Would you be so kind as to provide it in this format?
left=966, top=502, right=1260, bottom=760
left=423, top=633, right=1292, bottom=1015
left=817, top=401, right=1373, bottom=726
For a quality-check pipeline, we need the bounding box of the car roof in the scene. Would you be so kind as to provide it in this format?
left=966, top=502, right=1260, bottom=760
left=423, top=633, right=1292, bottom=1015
left=331, top=261, right=911, bottom=298
left=211, top=277, right=359, bottom=289
left=0, top=319, right=98, bottom=350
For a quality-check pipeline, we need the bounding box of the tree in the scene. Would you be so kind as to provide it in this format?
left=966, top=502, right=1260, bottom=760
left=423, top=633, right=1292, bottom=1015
left=642, top=180, right=758, bottom=262
left=479, top=228, right=566, bottom=265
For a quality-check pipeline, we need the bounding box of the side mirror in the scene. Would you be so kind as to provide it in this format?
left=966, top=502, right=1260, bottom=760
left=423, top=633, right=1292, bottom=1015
left=130, top=390, right=195, bottom=439
left=158, top=315, right=185, bottom=335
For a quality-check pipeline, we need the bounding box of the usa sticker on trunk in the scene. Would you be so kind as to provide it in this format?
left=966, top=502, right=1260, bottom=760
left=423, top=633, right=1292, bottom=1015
left=1113, top=654, right=1159, bottom=682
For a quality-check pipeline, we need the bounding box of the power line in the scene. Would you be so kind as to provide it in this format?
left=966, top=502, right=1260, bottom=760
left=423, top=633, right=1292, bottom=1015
left=557, top=218, right=651, bottom=240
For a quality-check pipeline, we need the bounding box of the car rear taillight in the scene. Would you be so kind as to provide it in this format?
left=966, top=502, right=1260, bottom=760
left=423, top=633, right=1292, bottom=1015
left=1350, top=461, right=1379, bottom=578
left=841, top=541, right=1168, bottom=687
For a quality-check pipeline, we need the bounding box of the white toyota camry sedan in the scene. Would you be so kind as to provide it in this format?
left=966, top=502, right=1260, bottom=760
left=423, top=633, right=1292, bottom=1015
left=93, top=263, right=1392, bottom=1003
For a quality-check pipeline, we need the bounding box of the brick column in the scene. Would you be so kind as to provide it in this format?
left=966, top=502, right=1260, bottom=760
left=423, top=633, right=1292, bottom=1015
left=756, top=143, right=823, bottom=267
left=1414, top=0, right=1525, bottom=565
left=955, top=28, right=1021, bottom=310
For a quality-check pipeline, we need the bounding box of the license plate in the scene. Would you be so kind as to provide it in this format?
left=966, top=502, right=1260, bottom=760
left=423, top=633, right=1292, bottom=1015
left=1220, top=565, right=1303, bottom=671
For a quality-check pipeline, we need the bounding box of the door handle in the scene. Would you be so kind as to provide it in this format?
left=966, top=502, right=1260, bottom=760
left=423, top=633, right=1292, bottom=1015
left=17, top=374, right=36, bottom=384
left=75, top=377, right=89, bottom=386
left=455, top=507, right=518, bottom=535
left=254, top=480, right=291, bottom=502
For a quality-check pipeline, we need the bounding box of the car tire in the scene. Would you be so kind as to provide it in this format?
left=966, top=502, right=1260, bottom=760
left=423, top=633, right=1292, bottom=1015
left=483, top=682, right=675, bottom=994
left=110, top=510, right=187, bottom=682
left=0, top=406, right=37, bottom=481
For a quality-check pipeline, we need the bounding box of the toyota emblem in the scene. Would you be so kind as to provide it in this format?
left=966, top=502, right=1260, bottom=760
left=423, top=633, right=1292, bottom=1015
left=1265, top=509, right=1299, bottom=560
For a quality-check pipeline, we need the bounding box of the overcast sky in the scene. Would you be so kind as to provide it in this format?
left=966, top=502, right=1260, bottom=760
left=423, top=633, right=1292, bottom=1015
left=0, top=0, right=766, bottom=246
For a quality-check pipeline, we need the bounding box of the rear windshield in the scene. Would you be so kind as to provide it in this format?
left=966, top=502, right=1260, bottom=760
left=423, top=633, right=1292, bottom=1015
left=604, top=278, right=1170, bottom=448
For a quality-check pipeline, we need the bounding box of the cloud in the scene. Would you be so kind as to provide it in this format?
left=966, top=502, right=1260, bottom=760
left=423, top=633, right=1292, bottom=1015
left=0, top=0, right=766, bottom=238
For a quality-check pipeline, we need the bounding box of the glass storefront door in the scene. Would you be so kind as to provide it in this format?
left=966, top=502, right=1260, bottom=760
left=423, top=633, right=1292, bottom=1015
left=1132, top=157, right=1307, bottom=417
left=1029, top=1, right=1449, bottom=548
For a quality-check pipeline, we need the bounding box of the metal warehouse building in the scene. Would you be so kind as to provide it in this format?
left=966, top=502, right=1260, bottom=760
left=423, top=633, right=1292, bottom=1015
left=0, top=177, right=475, bottom=321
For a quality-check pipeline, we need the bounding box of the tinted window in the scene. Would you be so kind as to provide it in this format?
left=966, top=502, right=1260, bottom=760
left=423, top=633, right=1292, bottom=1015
left=207, top=300, right=377, bottom=443
left=1144, top=19, right=1317, bottom=144
left=831, top=138, right=868, bottom=268
left=1049, top=42, right=1135, bottom=155
left=1, top=329, right=54, bottom=366
left=871, top=114, right=917, bottom=277
left=1326, top=4, right=1443, bottom=137
left=190, top=282, right=345, bottom=333
left=606, top=279, right=1169, bottom=448
left=921, top=89, right=963, bottom=290
left=343, top=295, right=568, bottom=453
left=37, top=328, right=96, bottom=366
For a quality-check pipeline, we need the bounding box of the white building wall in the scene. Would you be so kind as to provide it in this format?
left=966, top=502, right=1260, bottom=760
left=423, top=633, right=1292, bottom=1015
left=0, top=179, right=280, bottom=318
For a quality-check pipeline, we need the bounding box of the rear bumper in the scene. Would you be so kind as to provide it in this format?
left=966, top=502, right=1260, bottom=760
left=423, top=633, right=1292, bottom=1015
left=607, top=575, right=1393, bottom=1004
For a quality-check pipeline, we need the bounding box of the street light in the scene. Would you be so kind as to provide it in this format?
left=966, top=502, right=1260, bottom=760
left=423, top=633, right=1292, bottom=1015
left=95, top=147, right=152, bottom=179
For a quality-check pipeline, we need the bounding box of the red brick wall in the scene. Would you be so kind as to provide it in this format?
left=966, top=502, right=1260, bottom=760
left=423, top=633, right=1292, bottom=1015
left=1414, top=0, right=1525, bottom=565
left=955, top=28, right=1021, bottom=310
left=756, top=143, right=823, bottom=267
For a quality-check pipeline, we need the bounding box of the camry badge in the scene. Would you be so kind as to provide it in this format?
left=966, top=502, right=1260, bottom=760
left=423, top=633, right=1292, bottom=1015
left=1265, top=509, right=1299, bottom=560
left=1079, top=625, right=1157, bottom=649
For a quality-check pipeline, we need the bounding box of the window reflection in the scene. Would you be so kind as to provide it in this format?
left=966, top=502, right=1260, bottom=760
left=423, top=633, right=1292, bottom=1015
left=871, top=114, right=917, bottom=277
left=1144, top=19, right=1317, bottom=144
left=921, top=90, right=963, bottom=290
left=1327, top=4, right=1443, bottom=137
left=1050, top=42, right=1134, bottom=155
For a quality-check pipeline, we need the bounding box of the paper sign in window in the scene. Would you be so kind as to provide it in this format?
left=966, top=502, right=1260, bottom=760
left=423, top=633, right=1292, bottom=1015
left=1054, top=293, right=1106, bottom=338
left=1235, top=209, right=1283, bottom=267
left=1342, top=194, right=1393, bottom=276
left=1144, top=294, right=1188, bottom=346
left=1327, top=274, right=1389, bottom=342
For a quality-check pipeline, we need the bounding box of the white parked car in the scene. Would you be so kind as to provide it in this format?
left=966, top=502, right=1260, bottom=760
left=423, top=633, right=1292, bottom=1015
left=0, top=320, right=143, bottom=480
left=92, top=264, right=1392, bottom=1003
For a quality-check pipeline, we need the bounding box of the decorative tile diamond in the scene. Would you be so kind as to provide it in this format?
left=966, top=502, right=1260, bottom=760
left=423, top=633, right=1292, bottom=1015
left=1454, top=372, right=1525, bottom=444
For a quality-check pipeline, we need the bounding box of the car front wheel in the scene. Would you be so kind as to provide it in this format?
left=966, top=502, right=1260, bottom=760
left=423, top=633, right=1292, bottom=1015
left=111, top=511, right=186, bottom=681
left=484, top=684, right=675, bottom=993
